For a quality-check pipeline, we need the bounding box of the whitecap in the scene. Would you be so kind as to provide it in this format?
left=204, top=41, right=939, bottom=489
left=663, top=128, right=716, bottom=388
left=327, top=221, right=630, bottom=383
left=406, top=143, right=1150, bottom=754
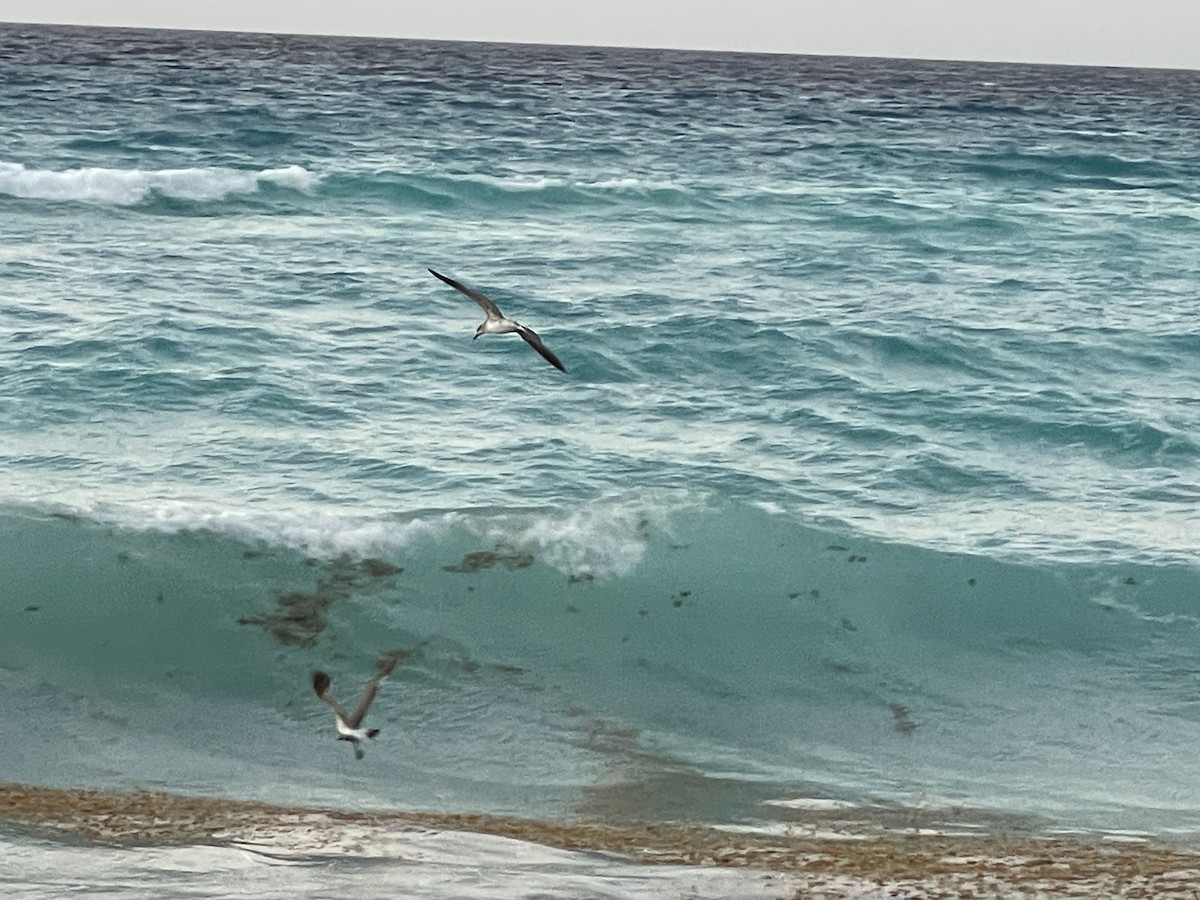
left=0, top=160, right=320, bottom=206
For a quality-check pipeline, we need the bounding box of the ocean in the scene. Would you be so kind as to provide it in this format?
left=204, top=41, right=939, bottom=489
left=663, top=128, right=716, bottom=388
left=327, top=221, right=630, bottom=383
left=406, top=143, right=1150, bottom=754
left=2, top=22, right=1200, bottom=898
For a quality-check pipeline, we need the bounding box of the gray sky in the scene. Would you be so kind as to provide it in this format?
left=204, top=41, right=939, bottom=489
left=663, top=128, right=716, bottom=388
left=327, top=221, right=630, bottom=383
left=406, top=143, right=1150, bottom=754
left=3, top=0, right=1199, bottom=70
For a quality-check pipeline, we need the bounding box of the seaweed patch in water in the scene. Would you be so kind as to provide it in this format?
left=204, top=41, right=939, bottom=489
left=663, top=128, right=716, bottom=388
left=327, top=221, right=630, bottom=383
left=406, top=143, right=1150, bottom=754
left=889, top=703, right=918, bottom=735
left=443, top=545, right=534, bottom=573
left=238, top=555, right=402, bottom=647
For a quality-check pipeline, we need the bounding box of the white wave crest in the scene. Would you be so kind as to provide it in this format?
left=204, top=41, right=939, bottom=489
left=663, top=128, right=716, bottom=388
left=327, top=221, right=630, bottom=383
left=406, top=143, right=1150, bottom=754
left=0, top=161, right=319, bottom=206
left=23, top=491, right=700, bottom=577
left=40, top=498, right=449, bottom=559
left=464, top=499, right=691, bottom=579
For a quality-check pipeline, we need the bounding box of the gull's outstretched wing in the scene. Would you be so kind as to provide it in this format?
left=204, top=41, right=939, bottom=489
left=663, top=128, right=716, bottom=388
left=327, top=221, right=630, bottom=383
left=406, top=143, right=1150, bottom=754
left=345, top=651, right=403, bottom=728
left=312, top=671, right=352, bottom=724
left=515, top=325, right=567, bottom=372
left=428, top=268, right=504, bottom=319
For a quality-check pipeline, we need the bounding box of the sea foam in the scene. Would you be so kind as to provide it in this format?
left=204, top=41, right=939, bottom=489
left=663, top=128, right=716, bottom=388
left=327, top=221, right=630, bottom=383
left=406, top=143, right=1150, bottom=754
left=0, top=161, right=318, bottom=205
left=24, top=494, right=683, bottom=577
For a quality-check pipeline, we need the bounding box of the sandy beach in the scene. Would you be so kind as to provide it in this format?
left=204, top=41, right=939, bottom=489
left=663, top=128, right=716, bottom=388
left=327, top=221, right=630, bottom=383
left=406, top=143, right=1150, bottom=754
left=4, top=781, right=1200, bottom=898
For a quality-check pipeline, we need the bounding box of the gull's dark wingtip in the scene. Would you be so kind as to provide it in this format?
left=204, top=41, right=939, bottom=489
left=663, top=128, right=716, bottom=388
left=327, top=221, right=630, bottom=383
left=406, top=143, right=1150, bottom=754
left=517, top=326, right=567, bottom=372
left=536, top=338, right=566, bottom=372
left=312, top=670, right=331, bottom=697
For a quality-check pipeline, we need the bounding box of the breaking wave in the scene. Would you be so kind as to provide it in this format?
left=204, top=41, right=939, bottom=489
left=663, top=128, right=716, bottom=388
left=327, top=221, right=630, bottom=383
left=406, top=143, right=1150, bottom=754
left=0, top=161, right=318, bottom=206
left=5, top=497, right=1200, bottom=836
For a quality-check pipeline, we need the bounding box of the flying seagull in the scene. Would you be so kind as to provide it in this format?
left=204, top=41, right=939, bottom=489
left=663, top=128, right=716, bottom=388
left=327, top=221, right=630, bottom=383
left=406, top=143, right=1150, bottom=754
left=312, top=651, right=402, bottom=759
left=428, top=268, right=566, bottom=372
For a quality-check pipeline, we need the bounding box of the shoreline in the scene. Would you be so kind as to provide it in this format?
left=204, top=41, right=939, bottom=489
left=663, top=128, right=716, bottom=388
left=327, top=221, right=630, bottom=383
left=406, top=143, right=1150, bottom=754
left=4, top=781, right=1200, bottom=897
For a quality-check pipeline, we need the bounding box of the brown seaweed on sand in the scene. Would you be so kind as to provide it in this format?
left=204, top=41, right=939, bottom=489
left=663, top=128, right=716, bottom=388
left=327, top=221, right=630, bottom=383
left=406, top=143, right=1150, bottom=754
left=5, top=780, right=1200, bottom=897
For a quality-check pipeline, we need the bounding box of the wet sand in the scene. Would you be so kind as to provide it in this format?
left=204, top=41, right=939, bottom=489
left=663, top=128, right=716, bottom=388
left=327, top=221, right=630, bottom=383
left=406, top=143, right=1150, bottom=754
left=3, top=781, right=1199, bottom=898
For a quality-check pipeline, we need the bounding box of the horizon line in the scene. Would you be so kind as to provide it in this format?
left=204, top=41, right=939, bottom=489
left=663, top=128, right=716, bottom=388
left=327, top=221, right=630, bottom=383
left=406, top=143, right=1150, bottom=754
left=3, top=18, right=1198, bottom=74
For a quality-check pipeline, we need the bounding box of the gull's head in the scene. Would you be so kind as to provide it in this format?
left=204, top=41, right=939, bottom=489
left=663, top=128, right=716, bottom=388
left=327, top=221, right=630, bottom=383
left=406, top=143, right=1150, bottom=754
left=473, top=323, right=485, bottom=340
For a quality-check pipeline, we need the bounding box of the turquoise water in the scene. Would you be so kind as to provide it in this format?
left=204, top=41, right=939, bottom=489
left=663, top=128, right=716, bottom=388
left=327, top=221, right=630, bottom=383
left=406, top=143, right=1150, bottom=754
left=3, top=22, right=1200, bottom=892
